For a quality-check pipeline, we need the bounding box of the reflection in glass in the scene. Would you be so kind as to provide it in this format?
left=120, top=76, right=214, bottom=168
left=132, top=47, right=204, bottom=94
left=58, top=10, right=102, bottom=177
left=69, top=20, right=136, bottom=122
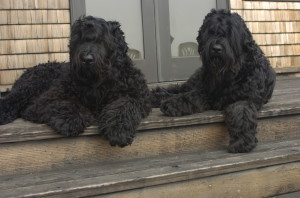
left=85, top=0, right=144, bottom=60
left=169, top=0, right=216, bottom=57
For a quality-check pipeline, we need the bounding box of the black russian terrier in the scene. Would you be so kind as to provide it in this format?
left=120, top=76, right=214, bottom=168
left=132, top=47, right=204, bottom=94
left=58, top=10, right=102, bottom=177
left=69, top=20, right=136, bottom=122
left=152, top=9, right=276, bottom=153
left=0, top=16, right=152, bottom=147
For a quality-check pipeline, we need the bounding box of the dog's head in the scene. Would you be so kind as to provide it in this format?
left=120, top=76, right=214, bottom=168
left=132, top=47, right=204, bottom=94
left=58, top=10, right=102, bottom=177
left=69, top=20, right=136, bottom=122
left=197, top=9, right=255, bottom=77
left=69, top=16, right=129, bottom=84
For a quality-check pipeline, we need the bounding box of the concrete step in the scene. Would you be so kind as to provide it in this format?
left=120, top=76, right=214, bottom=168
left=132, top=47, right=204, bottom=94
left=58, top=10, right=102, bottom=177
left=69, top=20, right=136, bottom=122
left=0, top=138, right=299, bottom=198
left=0, top=77, right=299, bottom=177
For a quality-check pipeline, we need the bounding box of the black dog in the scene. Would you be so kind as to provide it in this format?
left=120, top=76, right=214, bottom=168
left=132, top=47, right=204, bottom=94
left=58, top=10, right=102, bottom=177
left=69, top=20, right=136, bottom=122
left=152, top=9, right=276, bottom=153
left=0, top=16, right=151, bottom=147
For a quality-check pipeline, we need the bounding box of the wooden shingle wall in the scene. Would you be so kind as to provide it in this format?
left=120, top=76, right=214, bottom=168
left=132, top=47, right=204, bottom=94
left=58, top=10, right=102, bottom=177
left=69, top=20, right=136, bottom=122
left=0, top=0, right=70, bottom=92
left=231, top=0, right=300, bottom=74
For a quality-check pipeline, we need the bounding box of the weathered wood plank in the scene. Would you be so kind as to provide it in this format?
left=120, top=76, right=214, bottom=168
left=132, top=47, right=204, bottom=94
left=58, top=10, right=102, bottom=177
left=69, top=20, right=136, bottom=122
left=253, top=33, right=300, bottom=46
left=0, top=10, right=70, bottom=25
left=0, top=24, right=70, bottom=40
left=0, top=69, right=25, bottom=84
left=0, top=77, right=299, bottom=143
left=246, top=22, right=300, bottom=34
left=273, top=191, right=300, bottom=198
left=0, top=85, right=11, bottom=93
left=270, top=58, right=300, bottom=69
left=261, top=45, right=300, bottom=57
left=230, top=0, right=300, bottom=10
left=0, top=53, right=69, bottom=70
left=0, top=115, right=299, bottom=176
left=234, top=10, right=300, bottom=22
left=0, top=39, right=69, bottom=55
left=0, top=139, right=299, bottom=197
left=99, top=162, right=300, bottom=198
left=0, top=0, right=70, bottom=9
left=0, top=101, right=299, bottom=144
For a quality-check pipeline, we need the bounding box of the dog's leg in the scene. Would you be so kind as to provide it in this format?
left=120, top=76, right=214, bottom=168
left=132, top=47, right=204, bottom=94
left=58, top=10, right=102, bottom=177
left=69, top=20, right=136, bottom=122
left=0, top=63, right=64, bottom=125
left=151, top=72, right=200, bottom=108
left=0, top=78, right=52, bottom=125
left=151, top=86, right=176, bottom=108
left=97, top=97, right=144, bottom=147
left=160, top=90, right=209, bottom=117
left=225, top=101, right=258, bottom=153
left=22, top=100, right=93, bottom=137
left=21, top=81, right=93, bottom=136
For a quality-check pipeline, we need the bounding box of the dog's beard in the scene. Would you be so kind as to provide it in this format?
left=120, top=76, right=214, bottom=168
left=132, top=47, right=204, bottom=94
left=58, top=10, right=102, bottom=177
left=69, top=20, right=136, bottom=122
left=70, top=53, right=112, bottom=86
left=201, top=52, right=236, bottom=82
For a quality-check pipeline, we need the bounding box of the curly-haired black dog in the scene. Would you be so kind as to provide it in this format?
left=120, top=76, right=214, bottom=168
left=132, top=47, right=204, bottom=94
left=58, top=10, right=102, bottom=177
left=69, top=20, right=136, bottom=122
left=152, top=9, right=276, bottom=153
left=0, top=16, right=151, bottom=147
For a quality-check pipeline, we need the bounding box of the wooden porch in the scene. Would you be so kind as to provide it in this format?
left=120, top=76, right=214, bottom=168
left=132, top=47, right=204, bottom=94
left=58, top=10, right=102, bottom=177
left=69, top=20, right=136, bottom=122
left=0, top=76, right=299, bottom=197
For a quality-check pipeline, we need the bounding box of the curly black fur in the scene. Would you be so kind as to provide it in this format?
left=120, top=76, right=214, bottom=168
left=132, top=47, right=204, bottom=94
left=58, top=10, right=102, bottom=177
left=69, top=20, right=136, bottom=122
left=151, top=9, right=276, bottom=153
left=0, top=16, right=152, bottom=147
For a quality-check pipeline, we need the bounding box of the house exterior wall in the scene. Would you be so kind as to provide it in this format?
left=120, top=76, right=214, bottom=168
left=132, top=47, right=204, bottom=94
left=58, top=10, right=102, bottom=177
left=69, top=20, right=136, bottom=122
left=231, top=0, right=300, bottom=73
left=0, top=0, right=71, bottom=92
left=0, top=0, right=299, bottom=91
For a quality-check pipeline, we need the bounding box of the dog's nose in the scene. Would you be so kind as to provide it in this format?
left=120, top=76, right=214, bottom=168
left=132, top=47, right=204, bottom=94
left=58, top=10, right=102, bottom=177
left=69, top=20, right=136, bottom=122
left=82, top=54, right=94, bottom=64
left=211, top=44, right=223, bottom=54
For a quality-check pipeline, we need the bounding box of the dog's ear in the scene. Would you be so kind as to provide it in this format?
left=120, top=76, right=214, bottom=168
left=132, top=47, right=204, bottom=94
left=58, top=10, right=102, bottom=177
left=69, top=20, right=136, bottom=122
left=107, top=21, right=128, bottom=53
left=232, top=13, right=256, bottom=52
left=108, top=21, right=123, bottom=35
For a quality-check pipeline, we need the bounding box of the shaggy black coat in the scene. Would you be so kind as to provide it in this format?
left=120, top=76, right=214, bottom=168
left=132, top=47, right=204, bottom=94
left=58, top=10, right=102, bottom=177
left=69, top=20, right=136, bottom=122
left=151, top=9, right=276, bottom=153
left=0, top=16, right=152, bottom=147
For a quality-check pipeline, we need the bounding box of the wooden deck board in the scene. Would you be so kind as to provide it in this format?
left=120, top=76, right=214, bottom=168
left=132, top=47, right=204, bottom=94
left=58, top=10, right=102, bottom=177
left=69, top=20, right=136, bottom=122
left=0, top=77, right=299, bottom=144
left=0, top=139, right=299, bottom=197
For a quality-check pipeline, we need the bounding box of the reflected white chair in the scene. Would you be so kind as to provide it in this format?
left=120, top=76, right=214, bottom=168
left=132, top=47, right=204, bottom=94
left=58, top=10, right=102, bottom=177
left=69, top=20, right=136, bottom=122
left=178, top=42, right=198, bottom=57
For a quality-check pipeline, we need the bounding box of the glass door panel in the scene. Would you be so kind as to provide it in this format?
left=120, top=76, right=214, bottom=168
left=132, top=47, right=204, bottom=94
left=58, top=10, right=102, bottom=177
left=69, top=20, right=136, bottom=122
left=169, top=0, right=216, bottom=58
left=166, top=0, right=216, bottom=81
left=86, top=0, right=144, bottom=60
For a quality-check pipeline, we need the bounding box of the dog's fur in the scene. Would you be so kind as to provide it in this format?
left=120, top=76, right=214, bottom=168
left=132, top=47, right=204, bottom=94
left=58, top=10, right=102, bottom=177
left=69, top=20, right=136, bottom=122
left=0, top=16, right=151, bottom=147
left=151, top=9, right=276, bottom=153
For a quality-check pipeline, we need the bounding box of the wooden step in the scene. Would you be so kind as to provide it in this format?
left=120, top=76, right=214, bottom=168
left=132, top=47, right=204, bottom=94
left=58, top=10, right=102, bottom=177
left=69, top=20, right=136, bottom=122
left=0, top=138, right=299, bottom=198
left=273, top=191, right=300, bottom=198
left=0, top=77, right=299, bottom=177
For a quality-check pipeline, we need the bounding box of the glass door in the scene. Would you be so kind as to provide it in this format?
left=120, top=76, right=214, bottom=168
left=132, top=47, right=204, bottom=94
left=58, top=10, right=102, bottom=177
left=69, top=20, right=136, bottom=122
left=70, top=0, right=158, bottom=82
left=70, top=0, right=229, bottom=83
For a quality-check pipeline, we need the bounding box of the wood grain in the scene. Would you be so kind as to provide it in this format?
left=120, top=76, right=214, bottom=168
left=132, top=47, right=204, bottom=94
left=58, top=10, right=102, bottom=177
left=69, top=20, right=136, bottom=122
left=253, top=33, right=300, bottom=46
left=261, top=45, right=300, bottom=57
left=0, top=139, right=299, bottom=197
left=0, top=53, right=69, bottom=70
left=0, top=10, right=70, bottom=25
left=0, top=0, right=70, bottom=9
left=0, top=77, right=299, bottom=143
left=0, top=85, right=11, bottom=93
left=246, top=22, right=300, bottom=34
left=0, top=39, right=69, bottom=55
left=0, top=114, right=299, bottom=177
left=269, top=57, right=300, bottom=69
left=230, top=0, right=300, bottom=10
left=234, top=10, right=300, bottom=22
left=100, top=162, right=300, bottom=198
left=0, top=69, right=25, bottom=84
left=0, top=24, right=70, bottom=40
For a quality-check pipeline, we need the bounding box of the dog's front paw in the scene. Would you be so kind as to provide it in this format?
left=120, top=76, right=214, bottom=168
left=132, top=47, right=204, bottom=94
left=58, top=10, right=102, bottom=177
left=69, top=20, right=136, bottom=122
left=101, top=125, right=135, bottom=147
left=160, top=99, right=186, bottom=117
left=228, top=137, right=257, bottom=153
left=49, top=116, right=85, bottom=137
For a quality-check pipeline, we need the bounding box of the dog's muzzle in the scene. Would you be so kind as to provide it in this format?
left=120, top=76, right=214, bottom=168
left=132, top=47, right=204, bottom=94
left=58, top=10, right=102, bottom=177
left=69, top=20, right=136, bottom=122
left=81, top=54, right=95, bottom=64
left=210, top=44, right=223, bottom=55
